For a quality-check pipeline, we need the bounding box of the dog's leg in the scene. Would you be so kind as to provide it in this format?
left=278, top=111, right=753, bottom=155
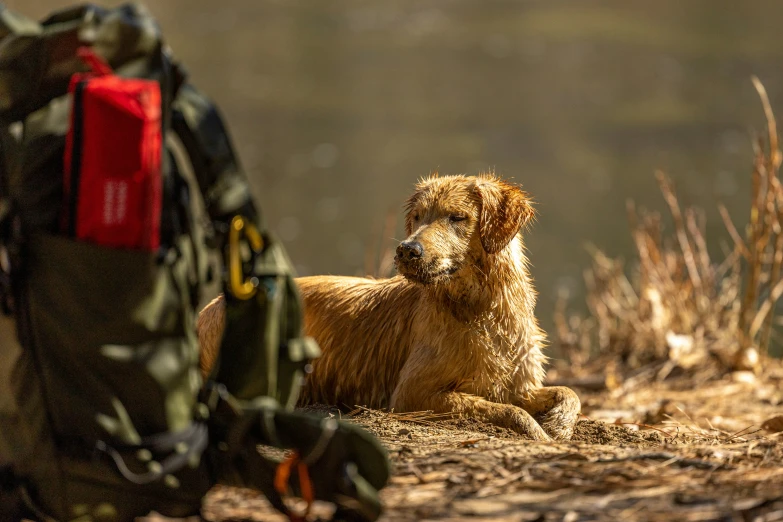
left=196, top=295, right=227, bottom=379
left=391, top=386, right=551, bottom=441
left=514, top=386, right=581, bottom=441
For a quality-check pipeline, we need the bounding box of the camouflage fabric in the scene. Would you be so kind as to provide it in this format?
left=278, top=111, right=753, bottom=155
left=0, top=3, right=389, bottom=521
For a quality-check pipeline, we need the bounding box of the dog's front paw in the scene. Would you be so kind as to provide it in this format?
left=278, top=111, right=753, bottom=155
left=495, top=406, right=552, bottom=441
left=537, top=414, right=577, bottom=441
left=534, top=387, right=581, bottom=441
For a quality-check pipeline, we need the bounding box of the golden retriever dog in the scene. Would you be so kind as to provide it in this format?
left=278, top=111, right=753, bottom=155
left=197, top=173, right=580, bottom=441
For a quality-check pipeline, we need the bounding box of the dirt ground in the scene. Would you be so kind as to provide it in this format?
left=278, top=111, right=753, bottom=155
left=189, top=363, right=783, bottom=522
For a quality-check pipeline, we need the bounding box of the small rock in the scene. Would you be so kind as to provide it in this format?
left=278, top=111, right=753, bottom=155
left=398, top=428, right=411, bottom=436
left=731, top=371, right=756, bottom=384
left=734, top=347, right=760, bottom=372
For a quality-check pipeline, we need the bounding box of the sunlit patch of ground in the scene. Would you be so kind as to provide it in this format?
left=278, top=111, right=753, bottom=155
left=188, top=364, right=783, bottom=522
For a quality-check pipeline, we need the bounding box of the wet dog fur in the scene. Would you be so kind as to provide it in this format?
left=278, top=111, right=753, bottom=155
left=197, top=173, right=580, bottom=440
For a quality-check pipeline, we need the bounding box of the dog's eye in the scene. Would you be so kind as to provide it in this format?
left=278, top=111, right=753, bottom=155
left=449, top=215, right=467, bottom=223
left=412, top=213, right=420, bottom=222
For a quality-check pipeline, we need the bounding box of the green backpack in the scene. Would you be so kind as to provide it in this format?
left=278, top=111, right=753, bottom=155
left=0, top=3, right=389, bottom=521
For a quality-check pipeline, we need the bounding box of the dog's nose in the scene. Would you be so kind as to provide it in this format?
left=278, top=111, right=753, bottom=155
left=397, top=241, right=423, bottom=262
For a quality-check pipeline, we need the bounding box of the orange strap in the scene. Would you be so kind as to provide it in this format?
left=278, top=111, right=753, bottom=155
left=274, top=451, right=315, bottom=522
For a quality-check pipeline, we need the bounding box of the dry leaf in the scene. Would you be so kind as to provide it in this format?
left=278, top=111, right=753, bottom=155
left=761, top=415, right=783, bottom=433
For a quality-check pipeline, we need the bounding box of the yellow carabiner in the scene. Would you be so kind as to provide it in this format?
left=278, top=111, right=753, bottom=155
left=228, top=215, right=264, bottom=300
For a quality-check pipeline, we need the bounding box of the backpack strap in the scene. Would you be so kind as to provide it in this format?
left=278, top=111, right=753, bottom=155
left=0, top=201, right=12, bottom=316
left=170, top=83, right=260, bottom=229
left=0, top=124, right=20, bottom=316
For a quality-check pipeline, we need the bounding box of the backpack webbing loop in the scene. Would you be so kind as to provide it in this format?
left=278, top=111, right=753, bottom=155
left=95, top=421, right=209, bottom=486
left=274, top=451, right=314, bottom=522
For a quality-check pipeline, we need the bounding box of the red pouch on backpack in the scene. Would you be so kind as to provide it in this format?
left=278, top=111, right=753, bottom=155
left=62, top=47, right=162, bottom=251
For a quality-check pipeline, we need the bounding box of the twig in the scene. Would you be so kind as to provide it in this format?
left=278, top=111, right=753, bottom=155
left=752, top=75, right=782, bottom=171
left=718, top=204, right=751, bottom=259
left=594, top=452, right=729, bottom=470
left=726, top=424, right=759, bottom=443
left=750, top=276, right=783, bottom=339
left=619, top=423, right=676, bottom=438
left=655, top=171, right=702, bottom=290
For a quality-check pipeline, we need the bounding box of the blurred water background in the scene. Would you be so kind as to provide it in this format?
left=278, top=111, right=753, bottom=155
left=6, top=0, right=783, bottom=355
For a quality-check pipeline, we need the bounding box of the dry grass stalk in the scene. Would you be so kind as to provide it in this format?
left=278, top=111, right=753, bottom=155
left=364, top=206, right=399, bottom=278
left=737, top=77, right=783, bottom=360
left=555, top=76, right=783, bottom=381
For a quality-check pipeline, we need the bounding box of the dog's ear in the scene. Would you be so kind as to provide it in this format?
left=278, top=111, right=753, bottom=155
left=475, top=178, right=535, bottom=254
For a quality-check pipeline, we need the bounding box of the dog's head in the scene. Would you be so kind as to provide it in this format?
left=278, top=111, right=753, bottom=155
left=395, top=172, right=535, bottom=285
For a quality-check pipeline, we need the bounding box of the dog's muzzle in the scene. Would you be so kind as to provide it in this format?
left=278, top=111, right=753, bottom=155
left=395, top=240, right=461, bottom=285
